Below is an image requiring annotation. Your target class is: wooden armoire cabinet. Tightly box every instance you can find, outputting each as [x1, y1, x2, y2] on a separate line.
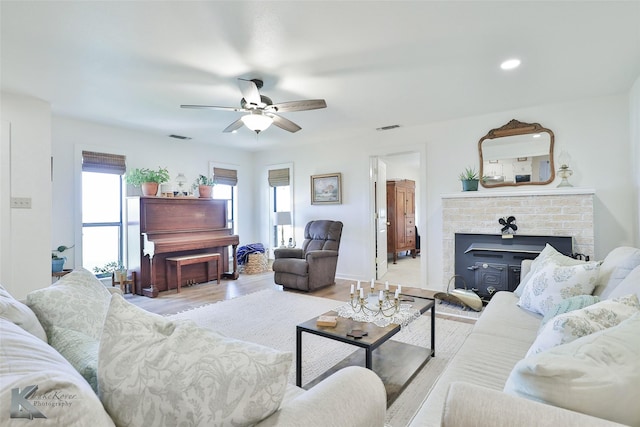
[386, 179, 416, 264]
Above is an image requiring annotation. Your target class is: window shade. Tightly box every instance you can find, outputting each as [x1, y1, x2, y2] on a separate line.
[268, 168, 290, 187]
[82, 151, 126, 175]
[213, 167, 238, 186]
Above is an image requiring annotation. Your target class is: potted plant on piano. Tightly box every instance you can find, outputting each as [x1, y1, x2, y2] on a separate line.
[195, 174, 215, 198]
[125, 167, 170, 196]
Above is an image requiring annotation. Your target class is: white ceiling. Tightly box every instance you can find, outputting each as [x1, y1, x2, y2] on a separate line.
[2, 1, 639, 151]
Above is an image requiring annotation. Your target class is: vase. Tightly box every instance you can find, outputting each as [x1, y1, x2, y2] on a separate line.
[141, 182, 159, 196]
[52, 258, 65, 273]
[461, 179, 479, 191]
[198, 185, 213, 198]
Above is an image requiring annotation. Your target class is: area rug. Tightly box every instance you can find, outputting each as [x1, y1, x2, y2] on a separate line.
[168, 289, 473, 427]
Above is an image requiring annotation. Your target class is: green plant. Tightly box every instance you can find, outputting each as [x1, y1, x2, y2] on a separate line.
[458, 166, 479, 181]
[195, 174, 215, 186]
[125, 167, 170, 187]
[52, 245, 74, 260]
[93, 261, 125, 276]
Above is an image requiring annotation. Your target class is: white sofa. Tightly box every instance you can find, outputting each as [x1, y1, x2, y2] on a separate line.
[408, 246, 640, 427]
[0, 268, 386, 427]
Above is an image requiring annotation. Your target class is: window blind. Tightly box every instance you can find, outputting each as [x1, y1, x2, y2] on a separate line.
[268, 168, 290, 187]
[213, 167, 238, 186]
[82, 151, 126, 175]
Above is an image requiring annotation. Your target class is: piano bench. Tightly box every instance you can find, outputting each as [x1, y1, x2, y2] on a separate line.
[165, 253, 222, 293]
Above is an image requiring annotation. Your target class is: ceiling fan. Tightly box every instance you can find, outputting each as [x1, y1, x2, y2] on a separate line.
[181, 78, 327, 134]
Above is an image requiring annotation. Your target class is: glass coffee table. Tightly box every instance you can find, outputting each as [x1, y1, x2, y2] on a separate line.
[296, 294, 435, 405]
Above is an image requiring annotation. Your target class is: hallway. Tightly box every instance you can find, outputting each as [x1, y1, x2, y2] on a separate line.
[380, 252, 421, 288]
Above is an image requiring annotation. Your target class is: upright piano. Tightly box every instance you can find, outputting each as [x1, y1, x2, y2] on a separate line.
[127, 197, 240, 296]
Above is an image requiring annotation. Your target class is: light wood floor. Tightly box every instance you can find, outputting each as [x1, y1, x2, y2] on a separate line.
[126, 272, 437, 316]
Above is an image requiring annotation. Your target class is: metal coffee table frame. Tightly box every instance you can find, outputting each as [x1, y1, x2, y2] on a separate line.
[296, 295, 435, 404]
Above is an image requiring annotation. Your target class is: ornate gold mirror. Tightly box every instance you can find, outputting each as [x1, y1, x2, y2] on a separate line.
[479, 119, 555, 188]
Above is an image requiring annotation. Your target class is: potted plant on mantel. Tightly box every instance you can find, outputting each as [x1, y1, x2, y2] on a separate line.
[195, 174, 215, 198]
[125, 167, 170, 196]
[459, 166, 479, 191]
[52, 245, 74, 273]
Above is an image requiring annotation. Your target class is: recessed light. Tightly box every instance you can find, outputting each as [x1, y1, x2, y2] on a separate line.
[376, 124, 401, 131]
[500, 59, 521, 70]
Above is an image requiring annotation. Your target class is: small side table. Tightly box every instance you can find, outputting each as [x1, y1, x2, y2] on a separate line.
[112, 271, 136, 295]
[52, 269, 72, 282]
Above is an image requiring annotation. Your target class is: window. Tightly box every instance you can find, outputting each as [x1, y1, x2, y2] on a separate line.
[81, 151, 125, 275]
[211, 165, 238, 234]
[269, 166, 293, 249]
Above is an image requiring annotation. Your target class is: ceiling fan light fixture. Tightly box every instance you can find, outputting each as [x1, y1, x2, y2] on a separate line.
[241, 111, 273, 133]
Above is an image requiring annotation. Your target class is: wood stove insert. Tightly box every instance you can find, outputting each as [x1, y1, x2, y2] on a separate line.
[454, 233, 573, 302]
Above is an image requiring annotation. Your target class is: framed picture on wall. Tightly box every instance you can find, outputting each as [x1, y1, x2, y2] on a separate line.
[311, 173, 342, 205]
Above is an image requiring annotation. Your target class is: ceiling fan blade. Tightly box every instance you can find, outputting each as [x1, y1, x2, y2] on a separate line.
[270, 114, 302, 133]
[270, 99, 327, 113]
[181, 104, 247, 112]
[237, 78, 262, 107]
[223, 118, 244, 133]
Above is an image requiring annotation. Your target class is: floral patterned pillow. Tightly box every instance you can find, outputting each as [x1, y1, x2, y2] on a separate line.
[527, 294, 640, 357]
[26, 267, 112, 341]
[517, 260, 601, 315]
[98, 294, 292, 427]
[515, 244, 587, 297]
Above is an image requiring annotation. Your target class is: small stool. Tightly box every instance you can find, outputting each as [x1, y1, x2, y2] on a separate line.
[165, 253, 222, 293]
[111, 271, 136, 294]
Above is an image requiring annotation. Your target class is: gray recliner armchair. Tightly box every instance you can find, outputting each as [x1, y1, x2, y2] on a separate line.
[272, 220, 343, 291]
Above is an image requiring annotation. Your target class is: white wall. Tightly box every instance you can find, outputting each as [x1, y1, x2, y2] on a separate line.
[52, 117, 256, 269]
[41, 89, 639, 294]
[0, 92, 52, 299]
[255, 93, 635, 290]
[631, 75, 640, 247]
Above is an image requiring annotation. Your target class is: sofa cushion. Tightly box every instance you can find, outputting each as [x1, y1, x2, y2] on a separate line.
[26, 267, 112, 340]
[473, 291, 542, 344]
[98, 294, 292, 427]
[504, 313, 640, 426]
[517, 258, 600, 315]
[0, 283, 47, 342]
[605, 263, 640, 301]
[527, 294, 640, 356]
[539, 294, 601, 329]
[48, 326, 100, 393]
[0, 318, 114, 426]
[593, 246, 640, 297]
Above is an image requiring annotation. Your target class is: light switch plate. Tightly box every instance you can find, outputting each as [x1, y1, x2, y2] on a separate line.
[10, 197, 31, 209]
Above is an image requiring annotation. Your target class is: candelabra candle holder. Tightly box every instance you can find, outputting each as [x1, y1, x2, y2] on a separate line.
[349, 289, 400, 318]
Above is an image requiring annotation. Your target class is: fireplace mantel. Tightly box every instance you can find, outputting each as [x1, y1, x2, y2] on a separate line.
[441, 187, 595, 200]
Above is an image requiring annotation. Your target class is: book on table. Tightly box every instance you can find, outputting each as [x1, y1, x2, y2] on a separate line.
[316, 315, 338, 327]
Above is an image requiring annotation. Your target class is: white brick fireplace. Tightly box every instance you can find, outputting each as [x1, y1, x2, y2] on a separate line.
[441, 188, 595, 283]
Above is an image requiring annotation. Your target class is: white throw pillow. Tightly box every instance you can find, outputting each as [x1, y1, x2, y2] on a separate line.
[0, 283, 47, 342]
[48, 327, 100, 393]
[593, 246, 640, 297]
[0, 318, 115, 426]
[514, 244, 587, 298]
[504, 313, 640, 426]
[26, 267, 112, 340]
[517, 259, 600, 316]
[606, 263, 640, 301]
[527, 294, 640, 357]
[98, 294, 292, 427]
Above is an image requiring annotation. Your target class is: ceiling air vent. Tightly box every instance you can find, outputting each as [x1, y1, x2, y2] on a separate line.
[168, 134, 192, 140]
[376, 124, 401, 131]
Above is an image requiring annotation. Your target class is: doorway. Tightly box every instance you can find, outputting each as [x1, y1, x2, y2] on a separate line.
[371, 151, 422, 288]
